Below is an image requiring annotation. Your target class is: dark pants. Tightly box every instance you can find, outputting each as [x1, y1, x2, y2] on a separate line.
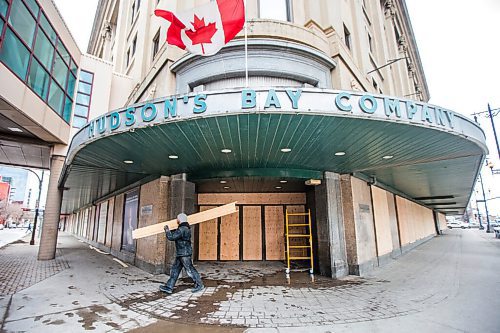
[165, 256, 202, 290]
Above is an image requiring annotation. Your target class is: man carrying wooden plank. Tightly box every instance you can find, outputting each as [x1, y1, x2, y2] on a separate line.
[159, 213, 204, 294]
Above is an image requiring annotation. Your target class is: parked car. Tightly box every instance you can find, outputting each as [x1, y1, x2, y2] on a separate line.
[468, 222, 480, 229]
[447, 221, 462, 229]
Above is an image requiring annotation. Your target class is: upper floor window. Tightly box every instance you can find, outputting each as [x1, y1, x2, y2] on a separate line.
[152, 29, 160, 60]
[0, 0, 77, 123]
[73, 70, 94, 129]
[259, 0, 292, 22]
[131, 0, 140, 25]
[343, 24, 351, 51]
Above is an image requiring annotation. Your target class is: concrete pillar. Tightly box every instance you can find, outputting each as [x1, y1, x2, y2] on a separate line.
[313, 172, 348, 278]
[38, 155, 65, 260]
[164, 173, 196, 270]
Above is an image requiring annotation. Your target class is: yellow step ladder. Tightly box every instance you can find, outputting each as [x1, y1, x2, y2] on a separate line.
[285, 209, 314, 275]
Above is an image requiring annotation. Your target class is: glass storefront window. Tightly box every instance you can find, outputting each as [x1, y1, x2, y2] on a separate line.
[24, 0, 40, 17]
[34, 29, 54, 70]
[76, 93, 90, 106]
[78, 81, 91, 95]
[0, 28, 30, 79]
[40, 13, 56, 44]
[48, 80, 64, 115]
[74, 104, 88, 117]
[62, 95, 72, 122]
[0, 0, 8, 18]
[53, 52, 68, 89]
[8, 0, 36, 47]
[27, 59, 50, 100]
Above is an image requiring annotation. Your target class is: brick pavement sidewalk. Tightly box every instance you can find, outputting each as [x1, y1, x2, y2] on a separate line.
[0, 237, 69, 297]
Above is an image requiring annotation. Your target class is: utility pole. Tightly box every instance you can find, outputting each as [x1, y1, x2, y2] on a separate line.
[478, 172, 491, 233]
[487, 104, 500, 159]
[23, 169, 44, 245]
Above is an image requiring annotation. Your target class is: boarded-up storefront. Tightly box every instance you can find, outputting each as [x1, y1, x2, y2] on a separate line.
[197, 193, 306, 261]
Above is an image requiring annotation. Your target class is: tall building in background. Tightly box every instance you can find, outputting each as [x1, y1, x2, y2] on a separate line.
[0, 0, 488, 275]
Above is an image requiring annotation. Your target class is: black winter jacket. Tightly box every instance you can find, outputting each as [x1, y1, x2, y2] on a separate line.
[165, 222, 193, 257]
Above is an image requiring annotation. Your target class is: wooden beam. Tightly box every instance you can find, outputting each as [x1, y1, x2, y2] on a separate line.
[132, 202, 238, 240]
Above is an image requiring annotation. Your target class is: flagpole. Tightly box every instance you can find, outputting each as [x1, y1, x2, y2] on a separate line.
[244, 0, 248, 87]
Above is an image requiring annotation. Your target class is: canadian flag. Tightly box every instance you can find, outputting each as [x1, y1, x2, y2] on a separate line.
[155, 0, 245, 56]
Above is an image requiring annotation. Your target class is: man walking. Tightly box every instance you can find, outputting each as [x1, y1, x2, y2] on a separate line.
[160, 213, 204, 294]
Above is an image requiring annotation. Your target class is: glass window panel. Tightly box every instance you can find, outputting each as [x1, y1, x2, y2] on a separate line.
[48, 80, 64, 115]
[23, 0, 40, 17]
[56, 41, 70, 65]
[8, 1, 36, 47]
[259, 0, 289, 21]
[72, 116, 87, 128]
[53, 52, 68, 89]
[67, 72, 76, 97]
[0, 18, 3, 35]
[27, 59, 50, 100]
[74, 103, 88, 117]
[40, 13, 56, 44]
[76, 93, 90, 106]
[70, 59, 78, 77]
[33, 29, 54, 70]
[78, 81, 91, 95]
[79, 71, 93, 84]
[0, 0, 8, 18]
[0, 28, 30, 79]
[62, 95, 72, 122]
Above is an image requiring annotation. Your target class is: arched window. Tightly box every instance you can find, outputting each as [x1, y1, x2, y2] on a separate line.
[258, 0, 292, 22]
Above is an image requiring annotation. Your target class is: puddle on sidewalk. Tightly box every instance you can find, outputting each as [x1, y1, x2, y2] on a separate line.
[126, 319, 244, 333]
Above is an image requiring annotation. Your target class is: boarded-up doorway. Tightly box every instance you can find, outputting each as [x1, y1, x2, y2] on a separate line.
[197, 193, 306, 261]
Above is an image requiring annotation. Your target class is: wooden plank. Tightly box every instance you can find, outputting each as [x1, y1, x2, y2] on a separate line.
[220, 211, 240, 260]
[265, 206, 285, 260]
[243, 206, 262, 260]
[132, 202, 237, 239]
[198, 193, 306, 205]
[198, 206, 218, 260]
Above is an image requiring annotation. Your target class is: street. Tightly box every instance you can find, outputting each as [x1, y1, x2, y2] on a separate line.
[0, 228, 29, 248]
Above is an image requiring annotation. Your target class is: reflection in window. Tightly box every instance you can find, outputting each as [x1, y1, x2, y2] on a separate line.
[48, 79, 64, 114]
[53, 52, 69, 89]
[0, 28, 30, 79]
[259, 0, 291, 22]
[8, 1, 36, 47]
[28, 59, 50, 100]
[34, 29, 54, 69]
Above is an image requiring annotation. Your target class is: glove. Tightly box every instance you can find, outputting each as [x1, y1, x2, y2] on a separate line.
[164, 224, 169, 232]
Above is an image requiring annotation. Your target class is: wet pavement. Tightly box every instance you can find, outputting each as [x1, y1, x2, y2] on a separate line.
[0, 229, 499, 332]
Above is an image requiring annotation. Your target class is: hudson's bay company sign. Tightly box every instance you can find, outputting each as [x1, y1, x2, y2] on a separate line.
[86, 88, 457, 139]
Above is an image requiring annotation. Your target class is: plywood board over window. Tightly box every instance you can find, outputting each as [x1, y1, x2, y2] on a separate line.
[220, 211, 240, 260]
[197, 206, 218, 260]
[243, 206, 262, 260]
[265, 206, 285, 260]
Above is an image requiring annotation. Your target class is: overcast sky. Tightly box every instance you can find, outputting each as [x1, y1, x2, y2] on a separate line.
[54, 0, 500, 215]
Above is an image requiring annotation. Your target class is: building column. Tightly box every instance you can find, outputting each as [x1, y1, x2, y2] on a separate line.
[38, 155, 65, 260]
[164, 173, 196, 270]
[313, 172, 348, 278]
